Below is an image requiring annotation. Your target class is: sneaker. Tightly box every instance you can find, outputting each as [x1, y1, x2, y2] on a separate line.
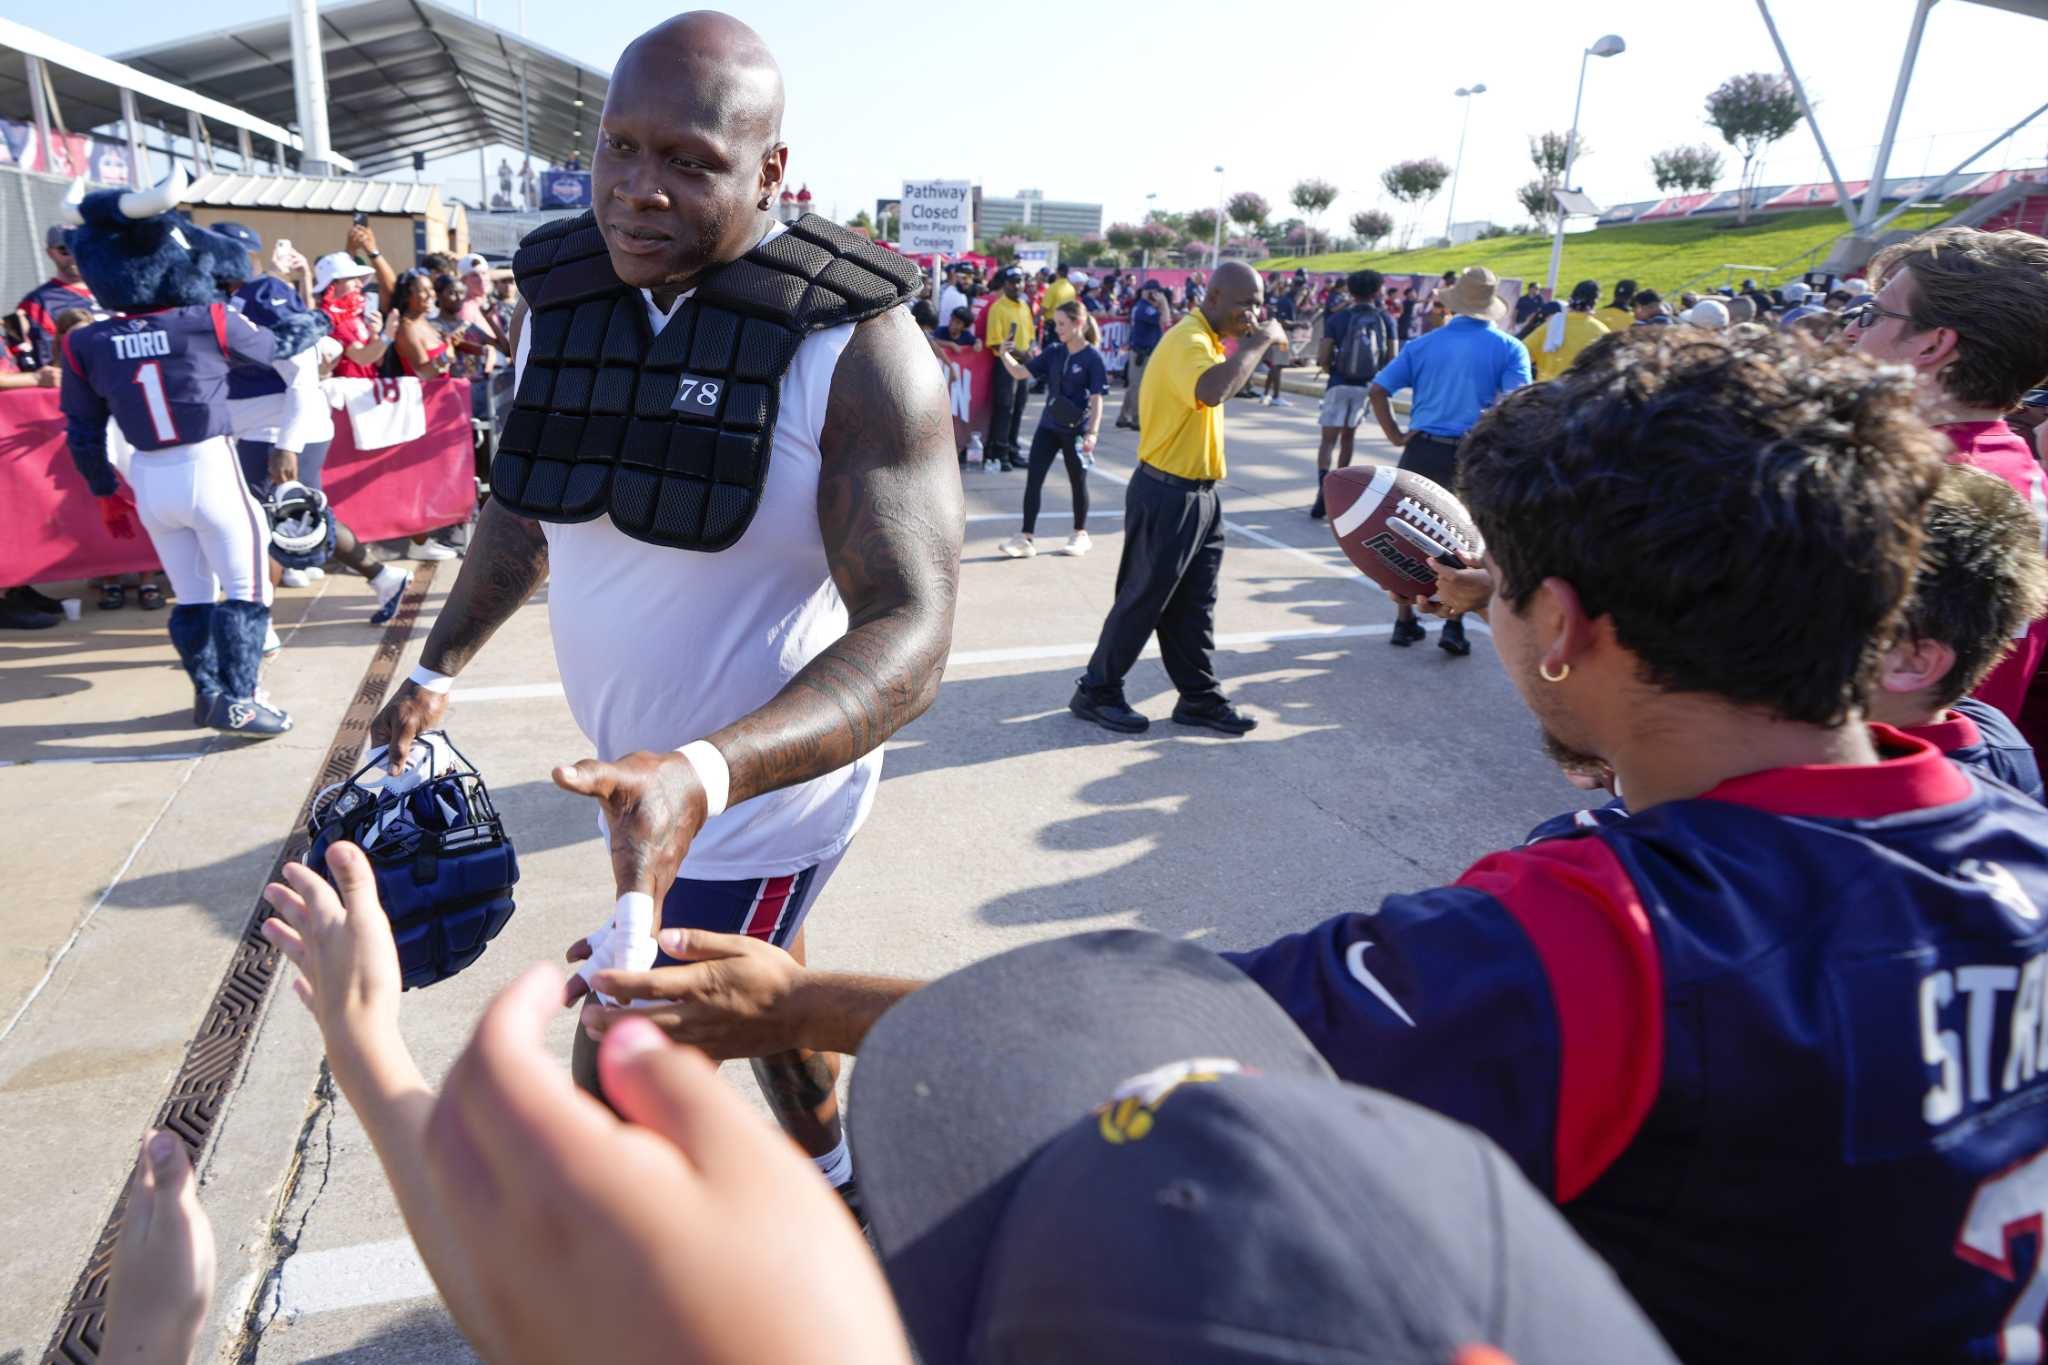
[1389, 617, 1427, 647]
[369, 565, 410, 625]
[1171, 696, 1259, 735]
[0, 600, 61, 630]
[407, 539, 459, 561]
[1060, 531, 1091, 557]
[204, 693, 293, 738]
[1069, 685, 1149, 733]
[1438, 617, 1472, 657]
[98, 583, 126, 611]
[137, 582, 165, 610]
[998, 534, 1036, 559]
[8, 586, 64, 614]
[263, 626, 282, 659]
[280, 567, 313, 588]
[1309, 492, 1327, 520]
[303, 566, 327, 581]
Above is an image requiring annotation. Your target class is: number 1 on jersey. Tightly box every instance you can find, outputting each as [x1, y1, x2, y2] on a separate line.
[133, 360, 177, 443]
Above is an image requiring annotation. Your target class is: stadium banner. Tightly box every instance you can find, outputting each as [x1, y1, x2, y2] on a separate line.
[0, 118, 135, 185]
[540, 170, 593, 209]
[0, 380, 476, 585]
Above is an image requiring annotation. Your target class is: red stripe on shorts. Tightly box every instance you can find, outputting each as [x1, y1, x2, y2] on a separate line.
[743, 874, 797, 939]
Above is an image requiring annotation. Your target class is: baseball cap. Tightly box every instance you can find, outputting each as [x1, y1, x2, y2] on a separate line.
[1780, 281, 1810, 304]
[1068, 270, 1090, 285]
[45, 224, 71, 249]
[312, 251, 376, 295]
[456, 252, 490, 277]
[213, 221, 262, 252]
[1682, 298, 1731, 329]
[850, 930, 1676, 1365]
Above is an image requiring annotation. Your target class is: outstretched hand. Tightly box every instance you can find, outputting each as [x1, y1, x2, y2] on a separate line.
[422, 967, 911, 1365]
[1388, 559, 1495, 620]
[553, 751, 707, 904]
[259, 842, 406, 1088]
[101, 1130, 215, 1365]
[575, 927, 808, 1059]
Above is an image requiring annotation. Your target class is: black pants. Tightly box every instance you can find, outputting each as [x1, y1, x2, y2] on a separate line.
[1398, 431, 1462, 489]
[1081, 467, 1224, 701]
[988, 370, 1030, 462]
[1021, 425, 1090, 535]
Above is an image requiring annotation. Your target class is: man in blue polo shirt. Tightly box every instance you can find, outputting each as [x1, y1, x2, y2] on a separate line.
[1367, 266, 1531, 655]
[1114, 280, 1171, 432]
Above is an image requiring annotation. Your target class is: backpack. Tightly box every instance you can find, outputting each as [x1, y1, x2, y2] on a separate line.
[1334, 306, 1390, 386]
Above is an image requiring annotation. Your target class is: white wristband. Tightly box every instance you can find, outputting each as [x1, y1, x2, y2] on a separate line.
[677, 739, 730, 818]
[408, 664, 454, 694]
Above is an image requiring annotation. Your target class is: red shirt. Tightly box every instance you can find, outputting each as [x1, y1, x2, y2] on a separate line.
[1945, 420, 2048, 721]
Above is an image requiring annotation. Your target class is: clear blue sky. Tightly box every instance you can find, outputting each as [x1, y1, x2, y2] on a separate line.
[36, 0, 2048, 238]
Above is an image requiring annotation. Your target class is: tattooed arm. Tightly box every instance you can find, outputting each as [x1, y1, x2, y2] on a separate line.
[371, 307, 549, 772]
[552, 304, 962, 909]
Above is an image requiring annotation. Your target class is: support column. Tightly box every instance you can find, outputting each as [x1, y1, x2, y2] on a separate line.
[1859, 0, 1939, 231]
[120, 87, 145, 187]
[288, 0, 336, 176]
[24, 55, 54, 175]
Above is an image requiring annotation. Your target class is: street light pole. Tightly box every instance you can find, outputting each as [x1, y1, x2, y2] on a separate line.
[1546, 35, 1624, 294]
[1444, 84, 1487, 243]
[1212, 164, 1225, 265]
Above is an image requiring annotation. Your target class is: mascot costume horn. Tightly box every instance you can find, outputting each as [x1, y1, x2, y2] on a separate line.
[59, 167, 325, 737]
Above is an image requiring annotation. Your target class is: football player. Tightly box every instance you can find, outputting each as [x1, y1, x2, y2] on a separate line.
[570, 330, 2048, 1362]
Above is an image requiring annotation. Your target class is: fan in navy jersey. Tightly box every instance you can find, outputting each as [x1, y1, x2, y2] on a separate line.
[613, 327, 2048, 1363]
[58, 171, 296, 737]
[13, 223, 99, 368]
[1522, 460, 2048, 842]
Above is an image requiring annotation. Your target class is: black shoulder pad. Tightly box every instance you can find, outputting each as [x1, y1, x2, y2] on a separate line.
[696, 213, 920, 331]
[513, 211, 602, 296]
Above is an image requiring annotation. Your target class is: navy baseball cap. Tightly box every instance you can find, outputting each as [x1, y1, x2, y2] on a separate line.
[213, 221, 262, 252]
[44, 224, 71, 249]
[850, 931, 1675, 1365]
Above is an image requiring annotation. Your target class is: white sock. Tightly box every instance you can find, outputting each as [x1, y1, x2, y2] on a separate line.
[813, 1136, 853, 1187]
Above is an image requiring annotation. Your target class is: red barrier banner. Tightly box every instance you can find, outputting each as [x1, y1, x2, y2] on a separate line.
[0, 380, 477, 586]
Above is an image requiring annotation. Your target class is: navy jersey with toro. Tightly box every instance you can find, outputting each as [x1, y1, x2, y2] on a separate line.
[1229, 729, 2048, 1363]
[62, 304, 275, 475]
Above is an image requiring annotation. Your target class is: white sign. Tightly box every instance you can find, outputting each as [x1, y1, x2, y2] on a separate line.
[901, 179, 973, 255]
[1014, 240, 1059, 275]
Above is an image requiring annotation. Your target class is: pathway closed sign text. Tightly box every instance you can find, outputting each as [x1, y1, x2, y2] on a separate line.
[901, 179, 972, 255]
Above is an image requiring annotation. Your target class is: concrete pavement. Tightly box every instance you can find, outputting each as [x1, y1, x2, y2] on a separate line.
[0, 392, 1586, 1362]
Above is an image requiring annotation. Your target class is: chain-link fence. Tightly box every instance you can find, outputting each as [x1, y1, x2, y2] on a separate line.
[0, 167, 77, 315]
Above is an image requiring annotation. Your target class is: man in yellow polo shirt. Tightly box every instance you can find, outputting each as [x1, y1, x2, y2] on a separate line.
[981, 268, 1038, 469]
[1070, 259, 1289, 736]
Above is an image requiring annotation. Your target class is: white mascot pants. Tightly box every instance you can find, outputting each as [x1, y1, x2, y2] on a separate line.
[129, 436, 273, 607]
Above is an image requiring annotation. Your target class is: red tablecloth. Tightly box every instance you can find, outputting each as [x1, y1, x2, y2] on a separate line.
[0, 380, 477, 585]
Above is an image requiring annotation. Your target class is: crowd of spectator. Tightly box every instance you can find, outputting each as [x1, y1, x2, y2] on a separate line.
[0, 217, 517, 630]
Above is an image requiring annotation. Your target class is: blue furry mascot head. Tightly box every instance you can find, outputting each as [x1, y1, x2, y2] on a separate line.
[63, 166, 326, 356]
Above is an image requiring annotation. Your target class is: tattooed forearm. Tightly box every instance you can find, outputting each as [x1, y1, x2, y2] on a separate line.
[710, 305, 962, 806]
[418, 496, 550, 676]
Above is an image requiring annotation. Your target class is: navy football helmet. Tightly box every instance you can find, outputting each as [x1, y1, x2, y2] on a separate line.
[265, 480, 335, 571]
[306, 732, 519, 989]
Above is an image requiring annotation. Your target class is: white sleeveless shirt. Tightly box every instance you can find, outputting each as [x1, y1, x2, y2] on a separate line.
[513, 226, 879, 877]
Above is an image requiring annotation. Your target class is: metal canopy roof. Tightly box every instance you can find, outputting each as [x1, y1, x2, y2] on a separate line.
[185, 171, 442, 214]
[114, 0, 607, 178]
[1960, 0, 2048, 19]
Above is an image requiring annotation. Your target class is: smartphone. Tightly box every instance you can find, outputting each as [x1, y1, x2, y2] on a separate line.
[1388, 518, 1469, 570]
[352, 211, 369, 228]
[2022, 388, 2048, 409]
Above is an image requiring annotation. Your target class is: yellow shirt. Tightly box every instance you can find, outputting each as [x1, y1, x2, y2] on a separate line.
[1597, 304, 1634, 333]
[1042, 277, 1077, 318]
[1138, 311, 1227, 481]
[982, 296, 1035, 354]
[1524, 310, 1610, 382]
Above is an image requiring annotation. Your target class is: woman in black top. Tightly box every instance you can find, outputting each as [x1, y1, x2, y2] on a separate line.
[994, 301, 1107, 559]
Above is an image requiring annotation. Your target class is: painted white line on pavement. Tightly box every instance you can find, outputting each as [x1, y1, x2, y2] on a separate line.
[0, 751, 207, 1047]
[239, 1236, 438, 1324]
[455, 621, 1491, 704]
[0, 750, 212, 768]
[965, 509, 1123, 524]
[1084, 458, 1371, 587]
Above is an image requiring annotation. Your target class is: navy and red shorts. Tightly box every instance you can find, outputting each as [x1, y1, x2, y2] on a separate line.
[651, 853, 841, 963]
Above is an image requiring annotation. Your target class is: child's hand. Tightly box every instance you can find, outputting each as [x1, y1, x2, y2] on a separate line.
[260, 843, 405, 1077]
[101, 1129, 215, 1365]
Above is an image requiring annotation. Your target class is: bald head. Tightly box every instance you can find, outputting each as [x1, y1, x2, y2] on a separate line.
[1203, 260, 1266, 338]
[595, 10, 791, 293]
[616, 11, 785, 154]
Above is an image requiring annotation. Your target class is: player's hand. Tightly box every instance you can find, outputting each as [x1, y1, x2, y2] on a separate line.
[34, 365, 58, 388]
[101, 1130, 215, 1365]
[422, 968, 912, 1365]
[553, 750, 707, 905]
[99, 492, 138, 540]
[1426, 561, 1494, 616]
[268, 448, 300, 485]
[577, 928, 808, 1059]
[369, 681, 450, 775]
[259, 844, 406, 1081]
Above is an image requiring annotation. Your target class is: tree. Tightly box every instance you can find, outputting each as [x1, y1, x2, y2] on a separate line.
[847, 209, 873, 231]
[1105, 221, 1141, 265]
[1226, 191, 1271, 235]
[1521, 131, 1589, 232]
[1705, 72, 1801, 224]
[1291, 176, 1338, 256]
[1379, 158, 1451, 247]
[1185, 207, 1220, 245]
[1650, 143, 1725, 194]
[1517, 180, 1559, 229]
[1136, 220, 1180, 257]
[1350, 208, 1394, 249]
[1227, 235, 1270, 261]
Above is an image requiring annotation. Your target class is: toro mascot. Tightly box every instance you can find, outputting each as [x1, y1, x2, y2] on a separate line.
[59, 167, 328, 737]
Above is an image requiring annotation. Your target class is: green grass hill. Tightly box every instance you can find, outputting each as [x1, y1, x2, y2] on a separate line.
[1259, 202, 1963, 294]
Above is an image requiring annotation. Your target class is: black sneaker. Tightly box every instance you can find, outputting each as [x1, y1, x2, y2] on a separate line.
[1309, 492, 1326, 520]
[1438, 617, 1471, 657]
[1171, 696, 1258, 735]
[1069, 685, 1149, 733]
[203, 693, 293, 738]
[6, 586, 63, 614]
[0, 600, 60, 630]
[1389, 617, 1426, 647]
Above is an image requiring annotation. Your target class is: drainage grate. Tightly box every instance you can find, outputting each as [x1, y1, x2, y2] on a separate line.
[40, 565, 437, 1365]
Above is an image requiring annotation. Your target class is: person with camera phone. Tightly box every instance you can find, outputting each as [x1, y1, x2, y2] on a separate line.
[993, 301, 1107, 560]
